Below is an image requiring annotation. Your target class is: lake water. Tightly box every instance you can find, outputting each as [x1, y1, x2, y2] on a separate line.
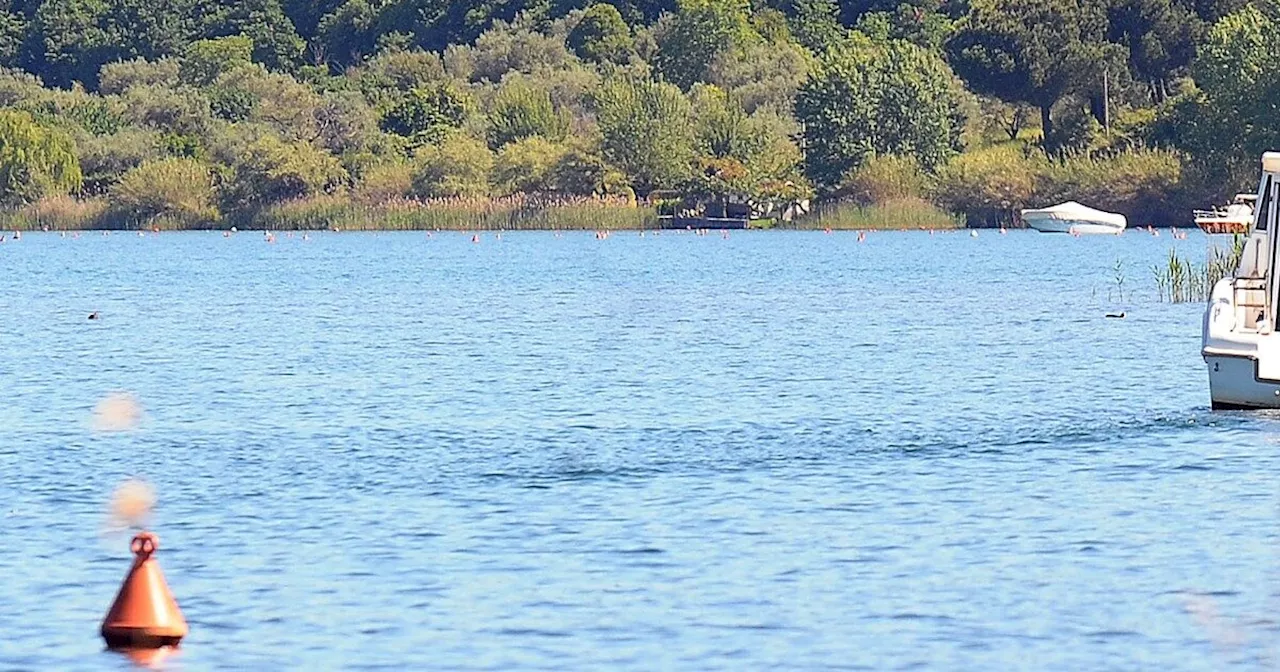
[1, 229, 1278, 670]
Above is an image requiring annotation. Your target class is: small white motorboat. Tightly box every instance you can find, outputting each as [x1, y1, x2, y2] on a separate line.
[1194, 193, 1255, 235]
[1203, 152, 1280, 408]
[1020, 201, 1127, 234]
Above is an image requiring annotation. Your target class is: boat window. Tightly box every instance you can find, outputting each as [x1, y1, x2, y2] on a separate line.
[1258, 176, 1272, 231]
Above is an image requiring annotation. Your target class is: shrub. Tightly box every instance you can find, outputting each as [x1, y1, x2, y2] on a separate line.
[99, 58, 181, 95]
[470, 17, 576, 82]
[1035, 148, 1184, 226]
[255, 193, 655, 230]
[352, 162, 414, 203]
[837, 155, 929, 205]
[567, 4, 634, 64]
[492, 137, 568, 194]
[76, 127, 163, 195]
[411, 134, 493, 198]
[0, 109, 81, 206]
[223, 135, 350, 212]
[0, 195, 108, 230]
[932, 143, 1042, 227]
[486, 79, 569, 148]
[109, 158, 218, 227]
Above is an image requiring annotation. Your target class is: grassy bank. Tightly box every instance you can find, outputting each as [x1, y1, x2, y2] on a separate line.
[0, 194, 660, 231]
[0, 194, 974, 231]
[790, 198, 966, 230]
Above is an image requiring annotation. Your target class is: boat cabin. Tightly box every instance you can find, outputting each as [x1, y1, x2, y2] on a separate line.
[1231, 153, 1280, 330]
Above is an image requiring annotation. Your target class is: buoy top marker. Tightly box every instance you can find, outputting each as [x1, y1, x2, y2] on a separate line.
[101, 532, 188, 651]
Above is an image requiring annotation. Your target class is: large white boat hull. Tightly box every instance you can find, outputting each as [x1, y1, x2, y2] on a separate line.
[1020, 201, 1127, 234]
[1022, 217, 1124, 234]
[1204, 354, 1280, 409]
[1203, 276, 1280, 408]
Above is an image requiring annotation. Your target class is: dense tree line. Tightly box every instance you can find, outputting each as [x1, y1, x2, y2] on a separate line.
[0, 0, 1273, 228]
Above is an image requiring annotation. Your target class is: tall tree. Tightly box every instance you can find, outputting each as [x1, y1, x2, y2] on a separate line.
[1166, 1, 1280, 185]
[567, 3, 633, 64]
[1107, 0, 1199, 101]
[653, 0, 758, 90]
[797, 35, 964, 189]
[0, 108, 81, 205]
[945, 0, 1109, 143]
[594, 77, 694, 195]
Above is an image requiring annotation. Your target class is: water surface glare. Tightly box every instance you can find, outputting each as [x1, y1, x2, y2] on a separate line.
[1, 230, 1278, 669]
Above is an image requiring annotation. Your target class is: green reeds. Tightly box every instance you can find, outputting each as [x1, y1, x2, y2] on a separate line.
[792, 197, 965, 230]
[1154, 235, 1245, 302]
[254, 194, 657, 231]
[0, 195, 108, 230]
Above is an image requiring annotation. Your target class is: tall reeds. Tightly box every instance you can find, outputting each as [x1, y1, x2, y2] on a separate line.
[254, 194, 657, 230]
[1154, 235, 1245, 302]
[791, 197, 965, 230]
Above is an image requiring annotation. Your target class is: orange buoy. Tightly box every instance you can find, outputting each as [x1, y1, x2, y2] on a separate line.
[101, 532, 187, 650]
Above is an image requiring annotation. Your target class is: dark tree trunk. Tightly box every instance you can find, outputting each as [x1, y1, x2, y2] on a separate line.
[1040, 105, 1053, 146]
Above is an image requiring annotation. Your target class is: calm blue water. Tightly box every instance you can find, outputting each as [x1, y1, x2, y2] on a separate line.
[1, 229, 1278, 670]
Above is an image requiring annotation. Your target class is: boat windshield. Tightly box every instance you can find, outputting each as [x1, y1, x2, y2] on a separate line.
[1257, 176, 1272, 232]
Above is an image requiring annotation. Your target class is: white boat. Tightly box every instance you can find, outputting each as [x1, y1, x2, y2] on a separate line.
[1203, 152, 1280, 408]
[1020, 201, 1127, 234]
[1194, 193, 1255, 235]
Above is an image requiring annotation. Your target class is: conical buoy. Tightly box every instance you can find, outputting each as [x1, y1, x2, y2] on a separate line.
[101, 532, 187, 650]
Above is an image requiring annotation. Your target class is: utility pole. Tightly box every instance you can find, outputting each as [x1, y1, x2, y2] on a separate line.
[1102, 68, 1111, 135]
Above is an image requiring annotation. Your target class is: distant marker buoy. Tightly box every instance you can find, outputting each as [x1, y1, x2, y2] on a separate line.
[101, 532, 187, 650]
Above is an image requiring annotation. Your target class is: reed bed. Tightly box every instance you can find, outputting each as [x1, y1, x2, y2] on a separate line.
[791, 197, 965, 230]
[0, 195, 108, 230]
[254, 194, 658, 231]
[1154, 235, 1245, 303]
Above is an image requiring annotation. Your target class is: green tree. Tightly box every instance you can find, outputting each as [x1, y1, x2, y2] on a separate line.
[487, 79, 569, 148]
[797, 36, 963, 190]
[1107, 0, 1199, 101]
[492, 136, 567, 193]
[27, 0, 197, 87]
[281, 0, 345, 39]
[653, 0, 758, 90]
[198, 0, 305, 71]
[0, 9, 25, 68]
[316, 0, 380, 67]
[567, 4, 634, 64]
[223, 134, 348, 210]
[110, 157, 217, 225]
[1163, 2, 1280, 185]
[380, 83, 471, 147]
[547, 141, 630, 196]
[945, 0, 1110, 143]
[594, 77, 695, 195]
[782, 0, 844, 52]
[181, 36, 254, 86]
[411, 133, 493, 197]
[0, 109, 82, 205]
[28, 0, 111, 87]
